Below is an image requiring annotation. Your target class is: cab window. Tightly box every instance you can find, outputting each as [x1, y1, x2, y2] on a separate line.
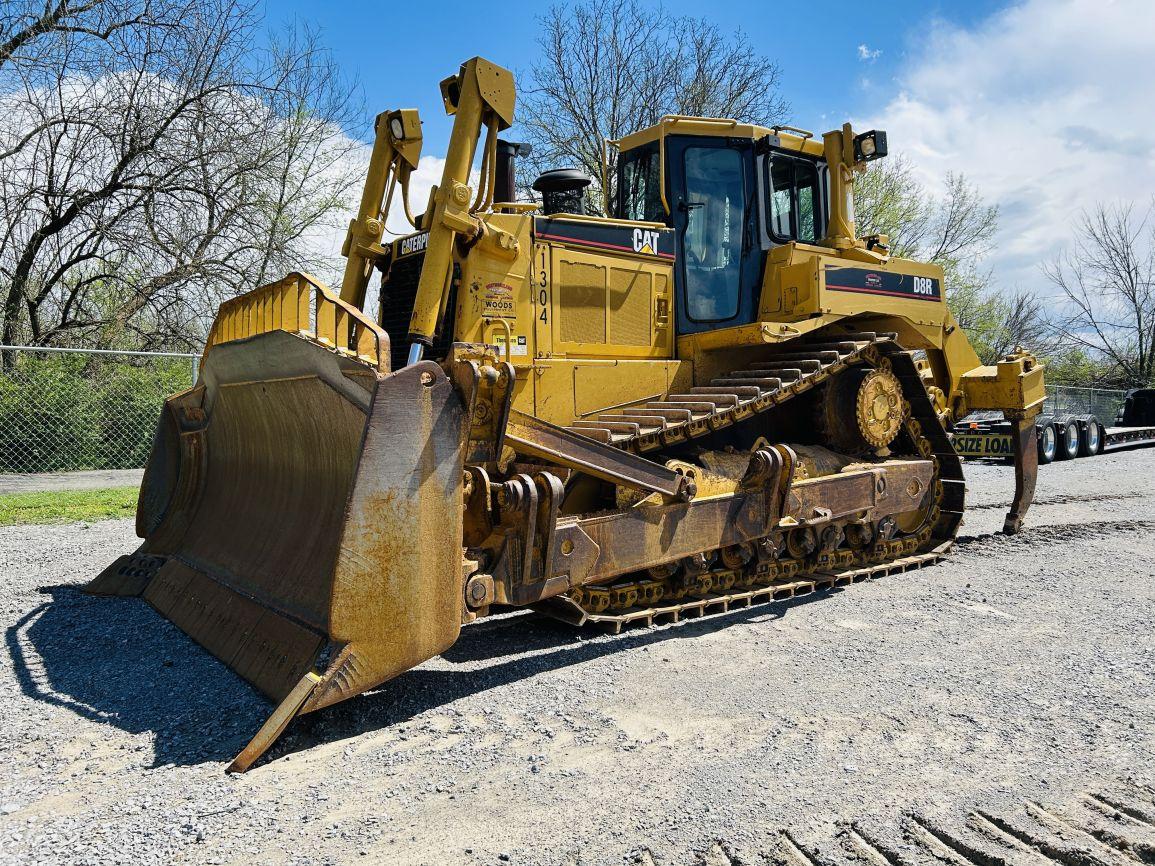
[766, 154, 822, 243]
[618, 144, 664, 223]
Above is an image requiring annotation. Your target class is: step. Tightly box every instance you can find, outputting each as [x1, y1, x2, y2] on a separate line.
[710, 377, 783, 391]
[674, 392, 739, 408]
[646, 400, 717, 414]
[628, 407, 694, 423]
[565, 426, 612, 443]
[598, 413, 667, 430]
[800, 340, 869, 353]
[690, 385, 761, 399]
[749, 359, 822, 372]
[725, 367, 799, 381]
[760, 350, 843, 363]
[572, 419, 640, 435]
[668, 392, 739, 407]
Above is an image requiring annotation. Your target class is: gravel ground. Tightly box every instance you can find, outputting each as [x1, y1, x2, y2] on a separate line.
[1, 449, 1153, 865]
[0, 470, 143, 495]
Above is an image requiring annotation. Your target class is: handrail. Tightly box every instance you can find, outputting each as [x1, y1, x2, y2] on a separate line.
[203, 272, 391, 373]
[659, 115, 739, 128]
[540, 212, 667, 230]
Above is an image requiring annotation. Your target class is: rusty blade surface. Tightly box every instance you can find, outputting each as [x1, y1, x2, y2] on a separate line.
[89, 331, 470, 770]
[300, 359, 470, 715]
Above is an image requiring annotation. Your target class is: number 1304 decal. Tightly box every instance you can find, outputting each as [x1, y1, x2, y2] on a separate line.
[538, 248, 549, 324]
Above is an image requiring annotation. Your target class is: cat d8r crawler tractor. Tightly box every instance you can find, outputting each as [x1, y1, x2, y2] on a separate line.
[90, 57, 1045, 771]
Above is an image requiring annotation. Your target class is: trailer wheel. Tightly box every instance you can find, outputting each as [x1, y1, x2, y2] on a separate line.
[1077, 414, 1104, 457]
[1037, 422, 1057, 464]
[1055, 417, 1080, 460]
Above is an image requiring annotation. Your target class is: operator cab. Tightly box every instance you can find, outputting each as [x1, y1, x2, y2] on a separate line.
[615, 120, 881, 337]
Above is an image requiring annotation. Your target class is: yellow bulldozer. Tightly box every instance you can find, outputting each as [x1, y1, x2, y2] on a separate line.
[89, 57, 1045, 771]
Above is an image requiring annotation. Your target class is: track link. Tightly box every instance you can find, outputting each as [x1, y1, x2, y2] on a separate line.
[541, 549, 947, 633]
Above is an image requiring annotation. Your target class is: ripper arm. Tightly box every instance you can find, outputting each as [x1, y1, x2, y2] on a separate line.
[338, 109, 423, 308]
[337, 57, 516, 367]
[403, 58, 515, 365]
[958, 350, 1046, 534]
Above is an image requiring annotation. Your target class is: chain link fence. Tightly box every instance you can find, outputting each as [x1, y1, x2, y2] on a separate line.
[1042, 385, 1128, 424]
[0, 345, 1140, 475]
[0, 346, 199, 474]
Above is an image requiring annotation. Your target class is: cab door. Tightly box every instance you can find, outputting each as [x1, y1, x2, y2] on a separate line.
[666, 136, 761, 336]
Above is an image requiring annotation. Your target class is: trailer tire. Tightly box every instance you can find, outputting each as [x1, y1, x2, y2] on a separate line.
[1077, 414, 1104, 457]
[1055, 416, 1080, 460]
[1037, 422, 1057, 464]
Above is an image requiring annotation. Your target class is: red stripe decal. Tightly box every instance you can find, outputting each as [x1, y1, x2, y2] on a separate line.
[536, 232, 675, 259]
[825, 283, 941, 301]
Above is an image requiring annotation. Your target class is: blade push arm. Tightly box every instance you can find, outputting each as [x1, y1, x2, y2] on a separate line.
[339, 109, 423, 308]
[404, 57, 515, 364]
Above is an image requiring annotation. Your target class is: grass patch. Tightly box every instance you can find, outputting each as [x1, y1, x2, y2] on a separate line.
[0, 486, 138, 526]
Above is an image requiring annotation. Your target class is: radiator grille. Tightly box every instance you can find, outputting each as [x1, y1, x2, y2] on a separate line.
[377, 253, 457, 372]
[609, 267, 651, 346]
[559, 260, 607, 344]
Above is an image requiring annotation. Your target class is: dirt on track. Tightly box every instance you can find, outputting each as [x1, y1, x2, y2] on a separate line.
[1, 449, 1153, 866]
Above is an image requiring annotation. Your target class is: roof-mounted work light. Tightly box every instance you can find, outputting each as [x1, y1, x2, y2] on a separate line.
[853, 129, 888, 162]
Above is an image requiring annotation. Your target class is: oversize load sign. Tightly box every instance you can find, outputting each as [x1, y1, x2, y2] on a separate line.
[824, 265, 941, 301]
[534, 217, 675, 260]
[954, 434, 1015, 456]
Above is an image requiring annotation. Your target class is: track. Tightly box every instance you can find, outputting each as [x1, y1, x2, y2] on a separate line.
[555, 330, 966, 623]
[539, 549, 945, 633]
[567, 331, 905, 452]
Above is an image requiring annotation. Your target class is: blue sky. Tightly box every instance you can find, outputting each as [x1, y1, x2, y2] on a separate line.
[267, 0, 1005, 143]
[267, 0, 1155, 296]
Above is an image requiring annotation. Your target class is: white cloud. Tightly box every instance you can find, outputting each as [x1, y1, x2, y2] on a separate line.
[857, 44, 882, 62]
[858, 0, 1155, 295]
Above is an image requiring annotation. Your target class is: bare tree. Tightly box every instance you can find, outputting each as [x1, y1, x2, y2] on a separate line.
[1044, 201, 1155, 388]
[520, 0, 788, 214]
[0, 0, 362, 356]
[0, 0, 153, 71]
[854, 156, 999, 296]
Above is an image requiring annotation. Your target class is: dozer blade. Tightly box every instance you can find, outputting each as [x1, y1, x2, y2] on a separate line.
[88, 330, 471, 771]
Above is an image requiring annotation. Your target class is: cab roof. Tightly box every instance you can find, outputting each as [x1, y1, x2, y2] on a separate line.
[617, 115, 827, 158]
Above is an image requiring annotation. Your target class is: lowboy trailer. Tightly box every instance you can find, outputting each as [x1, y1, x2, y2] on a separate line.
[955, 388, 1155, 463]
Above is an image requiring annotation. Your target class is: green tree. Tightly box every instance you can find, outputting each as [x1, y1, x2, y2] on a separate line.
[854, 156, 1049, 364]
[1044, 201, 1155, 388]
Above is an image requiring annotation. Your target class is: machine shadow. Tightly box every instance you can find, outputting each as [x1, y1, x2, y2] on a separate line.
[7, 585, 270, 767]
[10, 582, 834, 770]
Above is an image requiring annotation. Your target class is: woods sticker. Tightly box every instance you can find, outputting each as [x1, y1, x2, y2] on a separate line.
[481, 282, 517, 319]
